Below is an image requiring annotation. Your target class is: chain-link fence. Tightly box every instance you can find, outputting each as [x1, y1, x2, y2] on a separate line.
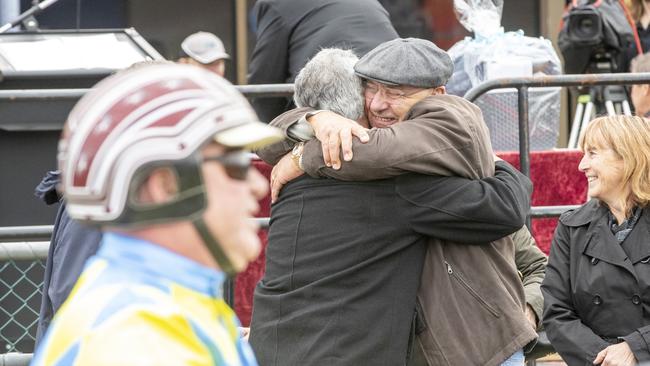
[0, 242, 49, 354]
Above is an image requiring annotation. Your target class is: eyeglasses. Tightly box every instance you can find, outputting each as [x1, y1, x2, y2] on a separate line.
[202, 150, 252, 180]
[363, 80, 426, 102]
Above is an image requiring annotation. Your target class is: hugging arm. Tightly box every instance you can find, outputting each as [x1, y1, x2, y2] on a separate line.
[301, 97, 488, 180]
[398, 161, 532, 244]
[254, 108, 312, 165]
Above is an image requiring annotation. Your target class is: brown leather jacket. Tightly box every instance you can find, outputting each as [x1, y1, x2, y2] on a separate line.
[257, 95, 538, 365]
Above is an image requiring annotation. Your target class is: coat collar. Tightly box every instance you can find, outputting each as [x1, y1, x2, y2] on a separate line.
[621, 208, 650, 264]
[559, 199, 602, 227]
[578, 204, 650, 280]
[582, 216, 635, 278]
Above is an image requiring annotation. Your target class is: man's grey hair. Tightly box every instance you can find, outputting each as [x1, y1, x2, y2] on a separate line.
[293, 48, 364, 120]
[631, 53, 650, 73]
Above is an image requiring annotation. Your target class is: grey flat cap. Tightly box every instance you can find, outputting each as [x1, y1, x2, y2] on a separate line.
[354, 38, 453, 88]
[181, 32, 230, 64]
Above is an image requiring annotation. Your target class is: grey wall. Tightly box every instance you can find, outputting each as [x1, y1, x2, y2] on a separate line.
[127, 0, 238, 82]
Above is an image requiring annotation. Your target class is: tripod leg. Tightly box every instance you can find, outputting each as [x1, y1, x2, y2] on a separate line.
[622, 100, 632, 116]
[605, 101, 616, 116]
[570, 101, 595, 149]
[568, 102, 585, 148]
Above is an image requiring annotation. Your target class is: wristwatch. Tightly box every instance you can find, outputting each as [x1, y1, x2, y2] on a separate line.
[298, 109, 327, 125]
[291, 142, 305, 170]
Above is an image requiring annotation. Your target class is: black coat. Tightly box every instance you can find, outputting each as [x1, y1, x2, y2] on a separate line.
[247, 0, 398, 122]
[542, 200, 650, 365]
[250, 162, 532, 366]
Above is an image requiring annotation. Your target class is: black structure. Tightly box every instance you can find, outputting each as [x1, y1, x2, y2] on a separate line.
[0, 29, 161, 226]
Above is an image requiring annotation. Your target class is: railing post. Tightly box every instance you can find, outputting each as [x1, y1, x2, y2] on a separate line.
[517, 86, 531, 178]
[517, 86, 532, 229]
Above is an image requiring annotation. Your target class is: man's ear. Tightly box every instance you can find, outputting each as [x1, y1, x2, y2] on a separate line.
[140, 167, 179, 204]
[432, 86, 446, 95]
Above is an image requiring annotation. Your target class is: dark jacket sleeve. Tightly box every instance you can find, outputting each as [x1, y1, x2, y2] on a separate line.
[512, 226, 547, 328]
[254, 107, 313, 165]
[247, 0, 292, 123]
[621, 325, 650, 362]
[541, 222, 610, 365]
[398, 161, 532, 244]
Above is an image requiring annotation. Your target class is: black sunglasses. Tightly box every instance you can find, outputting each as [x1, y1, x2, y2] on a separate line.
[202, 150, 252, 180]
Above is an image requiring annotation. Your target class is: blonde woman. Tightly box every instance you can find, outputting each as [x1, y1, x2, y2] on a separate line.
[542, 115, 650, 365]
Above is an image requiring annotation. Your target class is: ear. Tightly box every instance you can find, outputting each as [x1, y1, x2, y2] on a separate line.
[432, 86, 446, 95]
[141, 167, 179, 204]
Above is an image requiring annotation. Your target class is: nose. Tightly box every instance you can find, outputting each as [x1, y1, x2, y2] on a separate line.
[247, 168, 269, 200]
[368, 93, 390, 113]
[578, 154, 589, 172]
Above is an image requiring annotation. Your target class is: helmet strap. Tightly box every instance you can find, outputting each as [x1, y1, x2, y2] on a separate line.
[192, 217, 237, 277]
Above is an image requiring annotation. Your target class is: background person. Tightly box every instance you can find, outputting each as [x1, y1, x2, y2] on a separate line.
[32, 64, 282, 366]
[33, 176, 102, 346]
[623, 0, 650, 71]
[247, 0, 398, 123]
[178, 31, 230, 76]
[542, 115, 650, 366]
[630, 53, 650, 117]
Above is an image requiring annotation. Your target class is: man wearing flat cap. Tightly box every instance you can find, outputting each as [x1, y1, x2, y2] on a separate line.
[249, 39, 537, 366]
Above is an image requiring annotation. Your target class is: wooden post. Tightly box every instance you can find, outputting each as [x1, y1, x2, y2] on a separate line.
[235, 0, 248, 85]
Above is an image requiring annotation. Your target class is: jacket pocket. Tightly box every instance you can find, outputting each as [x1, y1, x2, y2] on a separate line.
[445, 261, 501, 318]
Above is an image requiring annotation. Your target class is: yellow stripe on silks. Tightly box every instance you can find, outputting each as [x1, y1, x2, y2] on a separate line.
[74, 304, 214, 366]
[170, 283, 241, 363]
[42, 260, 110, 365]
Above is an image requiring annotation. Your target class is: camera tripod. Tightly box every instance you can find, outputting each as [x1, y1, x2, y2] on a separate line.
[567, 83, 632, 149]
[567, 54, 634, 148]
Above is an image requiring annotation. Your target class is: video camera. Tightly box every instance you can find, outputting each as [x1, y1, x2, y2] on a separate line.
[558, 0, 635, 74]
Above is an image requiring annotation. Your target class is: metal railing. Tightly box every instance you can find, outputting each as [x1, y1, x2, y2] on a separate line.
[5, 72, 650, 178]
[0, 249, 45, 353]
[0, 205, 577, 244]
[0, 83, 295, 101]
[0, 352, 31, 366]
[0, 202, 574, 354]
[464, 72, 650, 177]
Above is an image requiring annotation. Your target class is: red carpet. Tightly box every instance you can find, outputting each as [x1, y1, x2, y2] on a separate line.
[234, 151, 588, 324]
[497, 150, 587, 254]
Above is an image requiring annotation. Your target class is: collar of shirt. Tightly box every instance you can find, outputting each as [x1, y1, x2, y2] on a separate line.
[98, 232, 226, 298]
[608, 206, 642, 243]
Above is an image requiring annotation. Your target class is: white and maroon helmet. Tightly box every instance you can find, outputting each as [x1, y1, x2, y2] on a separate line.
[59, 63, 281, 225]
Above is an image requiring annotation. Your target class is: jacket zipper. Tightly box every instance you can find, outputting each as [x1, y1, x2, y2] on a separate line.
[445, 261, 501, 318]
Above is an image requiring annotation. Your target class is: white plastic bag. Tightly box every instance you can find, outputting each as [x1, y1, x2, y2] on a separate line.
[447, 0, 563, 151]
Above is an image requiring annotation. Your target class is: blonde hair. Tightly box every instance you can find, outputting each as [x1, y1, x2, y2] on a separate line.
[579, 115, 650, 211]
[628, 0, 644, 23]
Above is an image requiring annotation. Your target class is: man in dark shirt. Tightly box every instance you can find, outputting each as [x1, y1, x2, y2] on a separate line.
[247, 0, 398, 123]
